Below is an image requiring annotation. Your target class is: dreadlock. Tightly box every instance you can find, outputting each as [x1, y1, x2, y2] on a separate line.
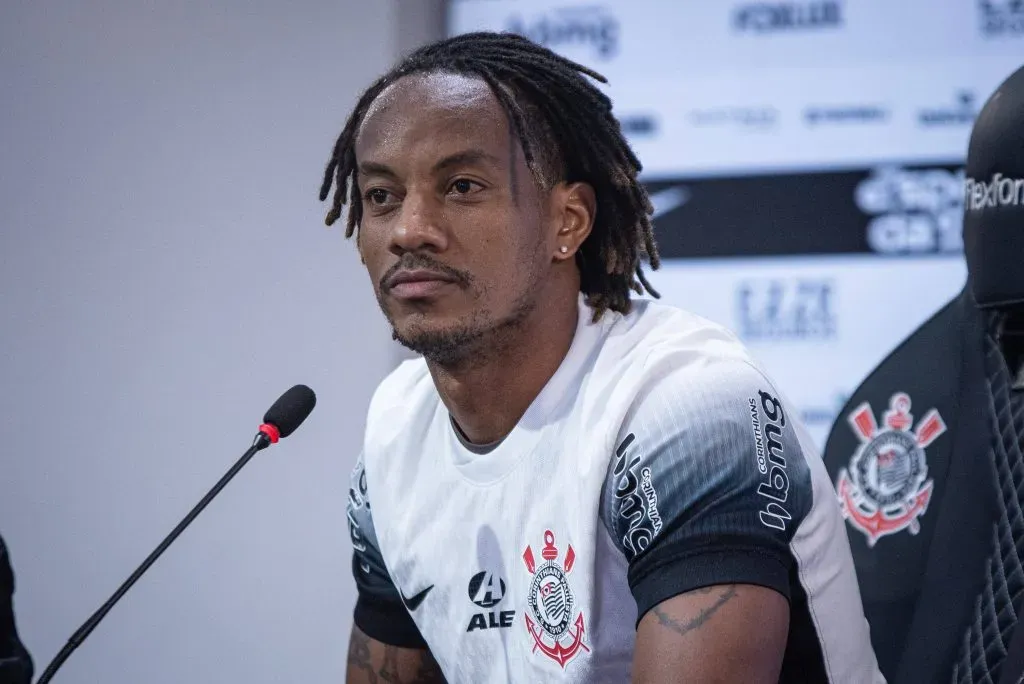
[318, 31, 660, 319]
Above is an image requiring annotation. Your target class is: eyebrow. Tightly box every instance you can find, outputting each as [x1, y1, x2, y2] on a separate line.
[357, 149, 503, 179]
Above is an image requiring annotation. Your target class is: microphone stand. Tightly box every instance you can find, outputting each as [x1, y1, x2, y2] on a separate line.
[35, 432, 272, 684]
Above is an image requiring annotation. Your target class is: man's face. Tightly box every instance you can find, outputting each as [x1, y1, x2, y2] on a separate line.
[353, 72, 557, 364]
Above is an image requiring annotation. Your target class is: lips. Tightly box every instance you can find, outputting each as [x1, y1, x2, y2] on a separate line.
[385, 269, 457, 290]
[384, 268, 459, 299]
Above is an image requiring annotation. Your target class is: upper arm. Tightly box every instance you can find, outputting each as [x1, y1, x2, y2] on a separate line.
[346, 455, 444, 683]
[633, 584, 788, 684]
[603, 360, 812, 680]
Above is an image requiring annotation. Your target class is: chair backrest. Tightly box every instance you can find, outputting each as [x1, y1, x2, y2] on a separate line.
[822, 286, 1016, 683]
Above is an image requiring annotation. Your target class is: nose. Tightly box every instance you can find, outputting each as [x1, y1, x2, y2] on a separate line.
[388, 190, 448, 256]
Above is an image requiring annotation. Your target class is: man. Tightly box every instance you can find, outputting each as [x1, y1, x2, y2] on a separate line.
[1, 535, 32, 684]
[322, 32, 882, 683]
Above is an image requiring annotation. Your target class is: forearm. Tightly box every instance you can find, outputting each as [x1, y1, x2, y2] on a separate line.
[346, 625, 446, 684]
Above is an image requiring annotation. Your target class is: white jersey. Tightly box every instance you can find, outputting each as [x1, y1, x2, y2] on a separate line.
[346, 296, 883, 683]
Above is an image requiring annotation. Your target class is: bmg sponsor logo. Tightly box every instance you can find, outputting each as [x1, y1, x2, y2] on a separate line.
[804, 104, 888, 126]
[750, 390, 792, 531]
[736, 279, 836, 341]
[917, 91, 977, 127]
[506, 6, 619, 59]
[612, 433, 663, 560]
[978, 0, 1024, 37]
[619, 113, 659, 138]
[733, 1, 843, 33]
[856, 166, 965, 254]
[965, 174, 1024, 210]
[686, 106, 779, 130]
[800, 394, 849, 429]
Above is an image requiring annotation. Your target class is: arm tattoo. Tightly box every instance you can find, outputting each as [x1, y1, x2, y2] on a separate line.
[347, 630, 378, 684]
[379, 646, 400, 682]
[412, 657, 447, 684]
[347, 631, 446, 684]
[652, 585, 739, 637]
[380, 647, 446, 683]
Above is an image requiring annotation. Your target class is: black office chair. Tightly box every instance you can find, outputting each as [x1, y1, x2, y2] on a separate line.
[0, 534, 33, 684]
[822, 64, 1024, 684]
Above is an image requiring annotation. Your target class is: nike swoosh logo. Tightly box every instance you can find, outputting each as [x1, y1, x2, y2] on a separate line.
[401, 585, 434, 611]
[649, 186, 691, 219]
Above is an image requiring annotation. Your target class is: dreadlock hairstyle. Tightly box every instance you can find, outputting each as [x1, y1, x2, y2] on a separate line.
[318, 31, 661, 319]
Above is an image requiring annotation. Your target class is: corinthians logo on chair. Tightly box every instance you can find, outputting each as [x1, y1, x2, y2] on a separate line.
[835, 392, 947, 547]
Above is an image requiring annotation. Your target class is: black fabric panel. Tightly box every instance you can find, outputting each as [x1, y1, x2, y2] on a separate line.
[629, 539, 791, 627]
[949, 312, 1024, 683]
[0, 535, 33, 684]
[352, 562, 428, 650]
[778, 560, 829, 684]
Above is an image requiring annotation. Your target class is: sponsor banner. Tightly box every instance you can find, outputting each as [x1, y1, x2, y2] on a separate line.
[614, 61, 1014, 177]
[978, 0, 1024, 38]
[646, 164, 965, 259]
[448, 0, 1017, 73]
[449, 3, 1021, 176]
[643, 255, 967, 447]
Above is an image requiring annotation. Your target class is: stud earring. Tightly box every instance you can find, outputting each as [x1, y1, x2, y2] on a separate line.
[559, 246, 569, 254]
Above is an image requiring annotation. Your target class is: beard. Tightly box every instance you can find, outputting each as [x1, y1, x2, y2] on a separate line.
[384, 291, 537, 368]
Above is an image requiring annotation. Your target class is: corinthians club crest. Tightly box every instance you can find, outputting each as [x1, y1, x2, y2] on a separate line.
[522, 530, 589, 668]
[836, 392, 946, 547]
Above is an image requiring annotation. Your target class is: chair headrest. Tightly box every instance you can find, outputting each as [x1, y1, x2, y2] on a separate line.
[964, 63, 1024, 309]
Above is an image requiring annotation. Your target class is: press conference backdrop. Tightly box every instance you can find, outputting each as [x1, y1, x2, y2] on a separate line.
[448, 0, 1024, 447]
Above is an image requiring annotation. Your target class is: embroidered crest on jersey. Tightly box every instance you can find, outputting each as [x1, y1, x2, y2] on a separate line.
[835, 392, 945, 547]
[522, 530, 590, 668]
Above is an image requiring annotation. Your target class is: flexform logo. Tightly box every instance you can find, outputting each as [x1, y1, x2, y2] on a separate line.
[978, 0, 1024, 37]
[466, 571, 515, 632]
[733, 1, 843, 33]
[736, 278, 836, 341]
[917, 91, 977, 127]
[965, 174, 1024, 210]
[804, 104, 888, 126]
[506, 6, 619, 60]
[855, 166, 965, 254]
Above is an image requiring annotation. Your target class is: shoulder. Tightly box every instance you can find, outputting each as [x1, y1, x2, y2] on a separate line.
[593, 298, 758, 389]
[599, 315, 815, 560]
[368, 357, 432, 414]
[364, 357, 435, 449]
[598, 298, 774, 420]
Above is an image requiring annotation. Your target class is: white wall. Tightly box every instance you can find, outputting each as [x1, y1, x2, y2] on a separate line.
[0, 1, 441, 681]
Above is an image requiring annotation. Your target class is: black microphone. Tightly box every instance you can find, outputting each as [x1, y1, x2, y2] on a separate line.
[35, 384, 317, 684]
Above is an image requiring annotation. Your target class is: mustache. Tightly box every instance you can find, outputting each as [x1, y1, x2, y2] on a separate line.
[379, 253, 472, 292]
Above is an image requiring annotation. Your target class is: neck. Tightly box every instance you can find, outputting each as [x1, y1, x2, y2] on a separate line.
[427, 291, 580, 445]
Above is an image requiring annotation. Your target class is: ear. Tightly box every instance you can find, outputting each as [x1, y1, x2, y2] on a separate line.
[551, 181, 596, 262]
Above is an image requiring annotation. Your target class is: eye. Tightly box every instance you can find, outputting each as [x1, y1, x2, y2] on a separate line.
[448, 178, 483, 196]
[364, 188, 392, 205]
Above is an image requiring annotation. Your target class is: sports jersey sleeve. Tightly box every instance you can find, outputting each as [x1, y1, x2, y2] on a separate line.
[601, 359, 814, 626]
[347, 453, 427, 648]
